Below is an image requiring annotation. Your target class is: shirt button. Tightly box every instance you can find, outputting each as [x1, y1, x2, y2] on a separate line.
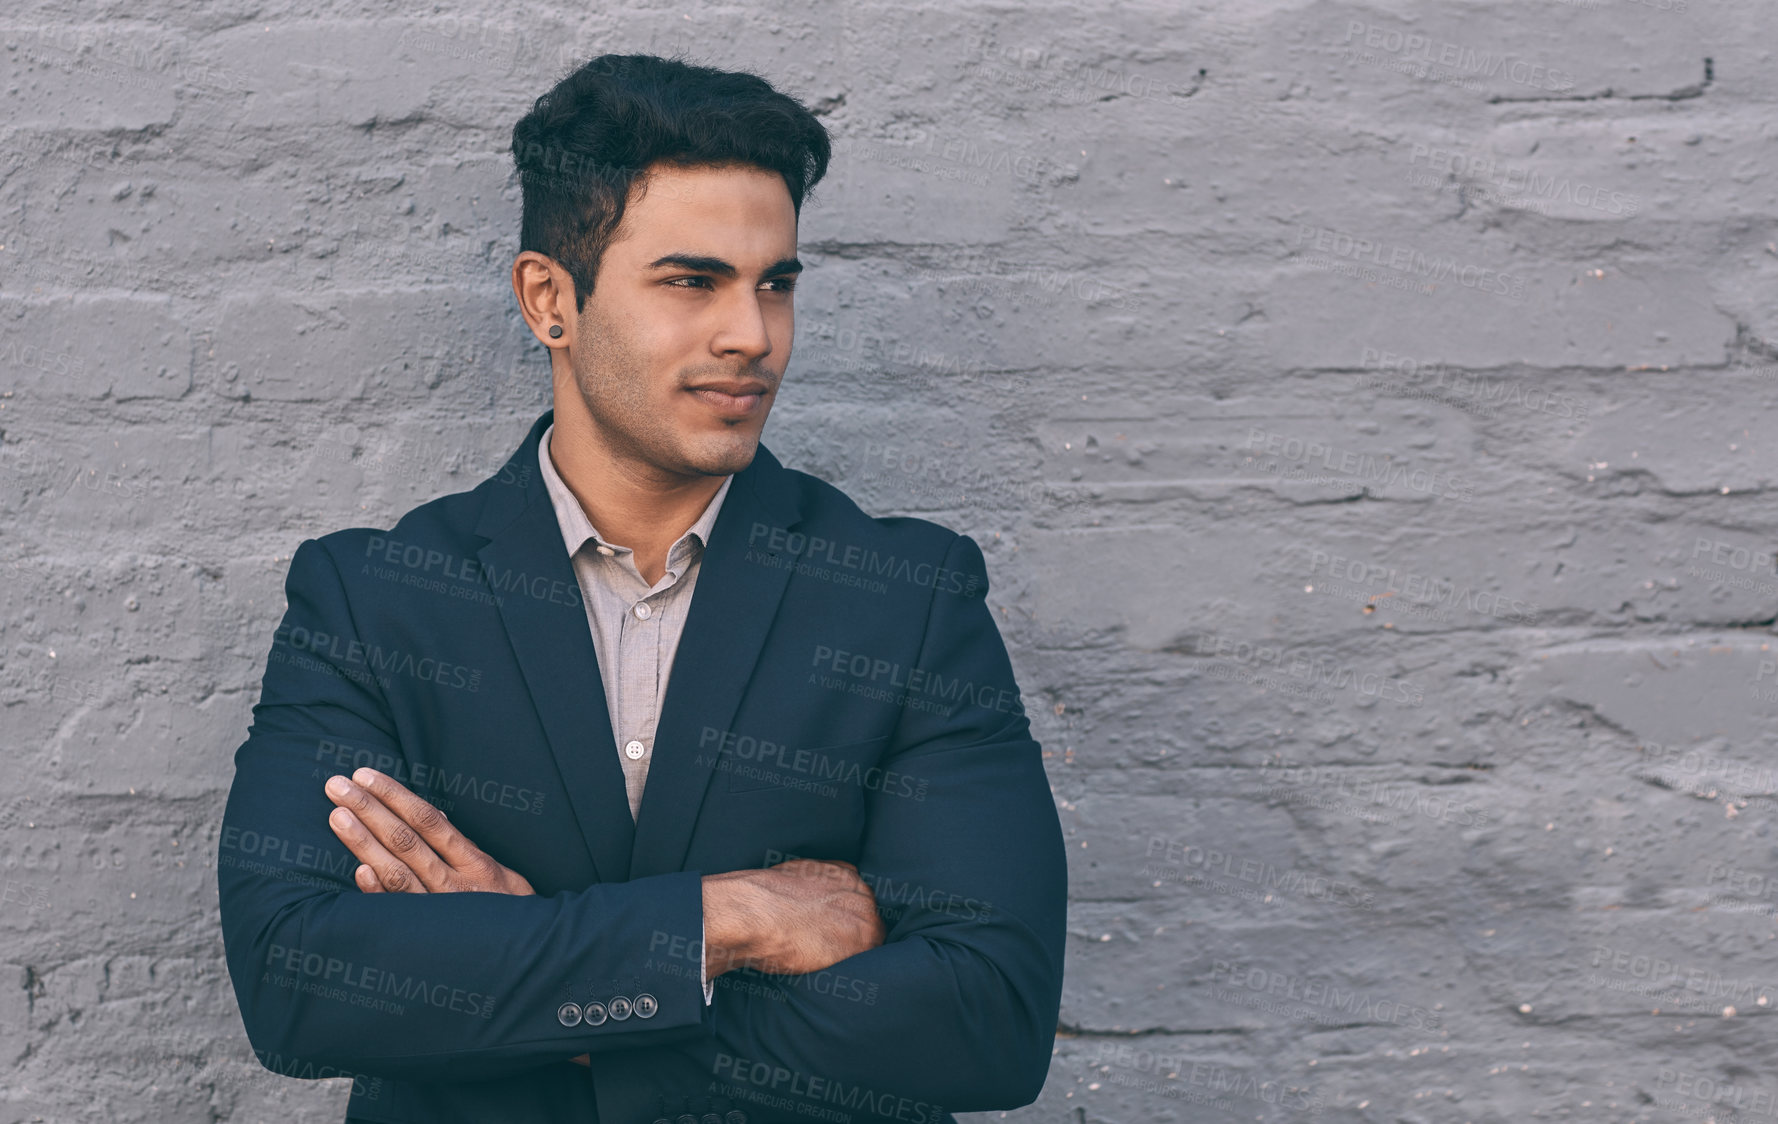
[634, 602, 652, 620]
[625, 740, 645, 760]
[595, 544, 615, 556]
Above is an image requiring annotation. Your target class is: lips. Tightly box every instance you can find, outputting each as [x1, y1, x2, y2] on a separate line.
[688, 381, 770, 398]
[687, 382, 770, 417]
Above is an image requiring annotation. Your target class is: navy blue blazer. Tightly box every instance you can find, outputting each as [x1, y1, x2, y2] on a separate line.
[217, 409, 1067, 1124]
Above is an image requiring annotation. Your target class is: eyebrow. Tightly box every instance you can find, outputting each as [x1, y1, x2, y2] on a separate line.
[645, 253, 803, 280]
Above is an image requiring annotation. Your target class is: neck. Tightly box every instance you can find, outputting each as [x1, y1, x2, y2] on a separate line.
[547, 389, 725, 583]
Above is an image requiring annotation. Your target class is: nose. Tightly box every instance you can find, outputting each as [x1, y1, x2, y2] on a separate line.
[709, 289, 775, 363]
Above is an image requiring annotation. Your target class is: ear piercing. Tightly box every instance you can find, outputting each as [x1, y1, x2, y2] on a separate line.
[548, 324, 563, 338]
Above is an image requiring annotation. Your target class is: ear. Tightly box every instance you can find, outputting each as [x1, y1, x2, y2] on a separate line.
[511, 251, 575, 348]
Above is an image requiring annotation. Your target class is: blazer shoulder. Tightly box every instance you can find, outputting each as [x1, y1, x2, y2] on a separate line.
[296, 483, 492, 573]
[776, 461, 966, 559]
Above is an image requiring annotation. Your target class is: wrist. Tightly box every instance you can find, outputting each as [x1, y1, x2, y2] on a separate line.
[701, 873, 763, 978]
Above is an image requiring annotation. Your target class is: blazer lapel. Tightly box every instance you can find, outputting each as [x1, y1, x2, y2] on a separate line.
[475, 410, 634, 884]
[628, 443, 804, 879]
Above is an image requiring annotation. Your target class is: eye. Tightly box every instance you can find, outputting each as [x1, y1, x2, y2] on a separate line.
[665, 276, 713, 289]
[762, 278, 798, 293]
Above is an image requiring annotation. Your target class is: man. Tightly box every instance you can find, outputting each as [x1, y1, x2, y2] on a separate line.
[217, 53, 1066, 1124]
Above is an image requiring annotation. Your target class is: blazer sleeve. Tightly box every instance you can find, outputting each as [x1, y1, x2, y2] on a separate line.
[587, 530, 1067, 1119]
[217, 537, 711, 1084]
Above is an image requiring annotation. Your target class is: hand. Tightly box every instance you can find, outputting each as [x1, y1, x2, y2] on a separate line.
[701, 859, 885, 979]
[323, 768, 536, 896]
[323, 769, 587, 1066]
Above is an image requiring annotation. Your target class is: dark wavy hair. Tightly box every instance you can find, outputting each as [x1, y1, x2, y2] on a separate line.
[511, 53, 831, 312]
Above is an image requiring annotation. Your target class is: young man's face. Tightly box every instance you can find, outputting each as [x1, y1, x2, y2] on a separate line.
[566, 161, 800, 480]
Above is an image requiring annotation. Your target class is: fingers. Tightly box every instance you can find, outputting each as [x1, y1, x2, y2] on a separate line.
[777, 858, 863, 888]
[816, 862, 877, 902]
[347, 768, 492, 872]
[325, 774, 453, 891]
[766, 859, 877, 910]
[327, 804, 426, 893]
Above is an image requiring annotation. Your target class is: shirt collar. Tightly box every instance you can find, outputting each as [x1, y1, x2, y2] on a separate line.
[537, 421, 733, 566]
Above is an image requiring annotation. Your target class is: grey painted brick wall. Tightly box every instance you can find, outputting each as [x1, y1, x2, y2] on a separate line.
[2, 1, 1774, 1120]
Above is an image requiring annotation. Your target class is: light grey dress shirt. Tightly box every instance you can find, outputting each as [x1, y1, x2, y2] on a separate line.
[537, 422, 733, 819]
[537, 421, 732, 1003]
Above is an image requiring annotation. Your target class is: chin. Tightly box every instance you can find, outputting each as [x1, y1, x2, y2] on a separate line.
[684, 434, 760, 476]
